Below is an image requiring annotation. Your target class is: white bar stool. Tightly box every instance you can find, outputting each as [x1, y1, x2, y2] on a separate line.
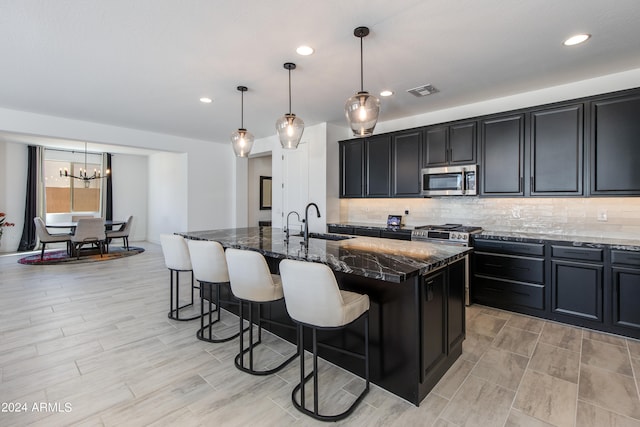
[279, 259, 370, 422]
[187, 240, 247, 342]
[225, 248, 297, 375]
[160, 234, 199, 321]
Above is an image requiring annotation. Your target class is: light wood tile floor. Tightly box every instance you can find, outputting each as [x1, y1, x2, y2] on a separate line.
[1, 242, 640, 426]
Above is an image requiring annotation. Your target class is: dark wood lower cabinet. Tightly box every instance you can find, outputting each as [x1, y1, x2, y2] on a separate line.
[612, 266, 640, 333]
[551, 260, 603, 323]
[472, 237, 640, 340]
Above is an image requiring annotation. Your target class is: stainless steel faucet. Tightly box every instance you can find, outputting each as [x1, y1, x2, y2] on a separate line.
[285, 210, 301, 244]
[303, 202, 321, 247]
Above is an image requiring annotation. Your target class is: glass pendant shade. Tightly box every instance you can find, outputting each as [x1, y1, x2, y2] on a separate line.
[276, 113, 304, 149]
[345, 26, 380, 137]
[276, 62, 304, 149]
[230, 128, 254, 157]
[345, 91, 380, 137]
[230, 85, 253, 157]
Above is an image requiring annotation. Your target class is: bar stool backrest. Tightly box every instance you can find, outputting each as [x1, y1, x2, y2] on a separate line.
[279, 259, 347, 327]
[187, 240, 229, 283]
[160, 234, 192, 271]
[225, 248, 280, 302]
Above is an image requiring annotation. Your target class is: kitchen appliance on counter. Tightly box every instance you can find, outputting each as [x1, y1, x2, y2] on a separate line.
[421, 165, 477, 196]
[412, 223, 482, 307]
[411, 223, 482, 246]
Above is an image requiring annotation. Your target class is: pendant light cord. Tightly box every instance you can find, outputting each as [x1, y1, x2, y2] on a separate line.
[288, 68, 292, 114]
[240, 90, 244, 129]
[360, 35, 364, 93]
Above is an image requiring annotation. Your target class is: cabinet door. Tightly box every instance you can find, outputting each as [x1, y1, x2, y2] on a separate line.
[480, 114, 525, 195]
[530, 104, 583, 195]
[590, 94, 640, 195]
[551, 260, 603, 322]
[612, 266, 640, 332]
[421, 269, 446, 382]
[449, 121, 477, 165]
[392, 131, 422, 197]
[365, 135, 392, 197]
[340, 139, 364, 198]
[447, 258, 466, 353]
[423, 126, 448, 167]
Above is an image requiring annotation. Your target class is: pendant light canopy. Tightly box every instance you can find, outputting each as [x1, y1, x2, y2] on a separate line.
[230, 86, 254, 157]
[276, 62, 304, 149]
[345, 26, 380, 137]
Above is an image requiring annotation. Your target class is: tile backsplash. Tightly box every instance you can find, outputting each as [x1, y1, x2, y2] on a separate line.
[340, 197, 640, 240]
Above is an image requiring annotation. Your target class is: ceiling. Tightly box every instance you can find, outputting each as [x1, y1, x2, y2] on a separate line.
[1, 0, 640, 152]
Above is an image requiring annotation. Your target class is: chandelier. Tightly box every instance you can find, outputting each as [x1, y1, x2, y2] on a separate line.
[59, 142, 110, 188]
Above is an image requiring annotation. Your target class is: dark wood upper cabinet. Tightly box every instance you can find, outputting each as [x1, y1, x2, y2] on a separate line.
[392, 130, 423, 197]
[590, 94, 640, 195]
[423, 121, 476, 167]
[480, 114, 525, 195]
[530, 104, 584, 196]
[339, 139, 364, 198]
[365, 135, 392, 197]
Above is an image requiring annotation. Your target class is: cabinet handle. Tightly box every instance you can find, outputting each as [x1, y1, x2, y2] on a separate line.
[530, 176, 534, 192]
[520, 177, 524, 192]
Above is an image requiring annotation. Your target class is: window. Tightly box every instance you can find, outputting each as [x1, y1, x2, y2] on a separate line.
[44, 149, 106, 215]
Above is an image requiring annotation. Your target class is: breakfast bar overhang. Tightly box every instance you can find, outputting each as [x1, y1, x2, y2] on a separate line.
[178, 227, 472, 405]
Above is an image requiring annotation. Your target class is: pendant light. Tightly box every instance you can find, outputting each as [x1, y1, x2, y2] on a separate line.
[276, 62, 304, 149]
[230, 86, 254, 157]
[345, 26, 380, 137]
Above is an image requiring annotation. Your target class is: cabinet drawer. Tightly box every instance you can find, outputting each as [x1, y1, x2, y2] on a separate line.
[473, 239, 544, 256]
[327, 225, 354, 235]
[611, 250, 640, 266]
[551, 245, 603, 262]
[380, 230, 412, 241]
[353, 228, 381, 237]
[475, 253, 544, 283]
[473, 275, 545, 310]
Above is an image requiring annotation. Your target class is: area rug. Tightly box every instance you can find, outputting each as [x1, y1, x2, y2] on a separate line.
[18, 246, 145, 265]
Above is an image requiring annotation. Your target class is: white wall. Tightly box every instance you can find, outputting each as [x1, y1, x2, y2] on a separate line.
[0, 141, 28, 252]
[111, 153, 147, 242]
[147, 152, 187, 243]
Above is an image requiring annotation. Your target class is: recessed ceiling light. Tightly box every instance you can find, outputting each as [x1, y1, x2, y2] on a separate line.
[563, 34, 591, 46]
[296, 45, 314, 56]
[380, 90, 394, 97]
[200, 97, 212, 103]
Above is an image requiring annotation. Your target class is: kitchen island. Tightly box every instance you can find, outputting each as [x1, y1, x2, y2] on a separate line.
[178, 227, 472, 405]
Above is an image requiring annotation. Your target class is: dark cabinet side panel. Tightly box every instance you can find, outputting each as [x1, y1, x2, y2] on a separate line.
[591, 95, 640, 194]
[531, 104, 583, 195]
[392, 131, 423, 197]
[340, 140, 364, 198]
[480, 115, 525, 195]
[612, 267, 640, 332]
[449, 121, 477, 165]
[365, 135, 392, 197]
[423, 127, 448, 167]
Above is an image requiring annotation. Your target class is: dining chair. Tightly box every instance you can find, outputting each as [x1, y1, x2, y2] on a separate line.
[33, 217, 72, 260]
[106, 215, 133, 251]
[70, 218, 106, 259]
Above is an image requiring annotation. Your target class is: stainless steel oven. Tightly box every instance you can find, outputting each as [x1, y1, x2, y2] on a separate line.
[421, 165, 477, 196]
[412, 224, 482, 306]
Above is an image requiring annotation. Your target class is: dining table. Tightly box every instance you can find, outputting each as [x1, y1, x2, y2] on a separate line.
[45, 220, 126, 256]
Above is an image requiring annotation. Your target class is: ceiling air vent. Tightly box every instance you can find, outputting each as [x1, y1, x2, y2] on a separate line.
[407, 84, 439, 97]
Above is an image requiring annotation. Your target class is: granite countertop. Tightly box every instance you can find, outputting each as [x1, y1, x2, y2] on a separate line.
[178, 227, 472, 283]
[476, 230, 640, 251]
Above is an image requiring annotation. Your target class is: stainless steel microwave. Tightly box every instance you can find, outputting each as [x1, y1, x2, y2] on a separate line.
[421, 165, 477, 196]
